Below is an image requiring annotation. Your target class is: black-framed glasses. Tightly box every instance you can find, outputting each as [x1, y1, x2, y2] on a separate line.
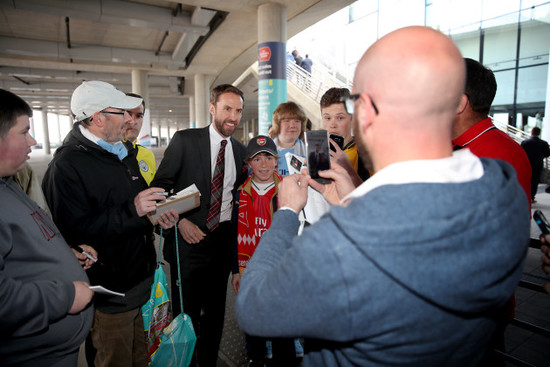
[101, 110, 127, 116]
[340, 94, 379, 115]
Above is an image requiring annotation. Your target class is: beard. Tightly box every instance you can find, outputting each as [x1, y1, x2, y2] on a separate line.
[214, 116, 237, 138]
[353, 113, 373, 172]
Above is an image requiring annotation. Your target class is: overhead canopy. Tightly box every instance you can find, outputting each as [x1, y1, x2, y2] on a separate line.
[0, 0, 353, 127]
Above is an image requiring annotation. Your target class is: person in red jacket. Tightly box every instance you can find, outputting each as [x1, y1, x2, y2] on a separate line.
[452, 58, 532, 367]
[452, 58, 531, 207]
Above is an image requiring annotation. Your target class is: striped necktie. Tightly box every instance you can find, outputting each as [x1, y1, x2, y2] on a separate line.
[206, 139, 227, 231]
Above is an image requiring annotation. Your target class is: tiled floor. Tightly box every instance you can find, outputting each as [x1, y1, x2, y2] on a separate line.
[27, 149, 550, 367]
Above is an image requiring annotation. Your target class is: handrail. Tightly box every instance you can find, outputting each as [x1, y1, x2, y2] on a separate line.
[490, 117, 550, 168]
[286, 61, 351, 103]
[491, 117, 531, 143]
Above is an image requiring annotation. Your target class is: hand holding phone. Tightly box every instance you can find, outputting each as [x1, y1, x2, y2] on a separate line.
[305, 130, 332, 184]
[534, 210, 550, 235]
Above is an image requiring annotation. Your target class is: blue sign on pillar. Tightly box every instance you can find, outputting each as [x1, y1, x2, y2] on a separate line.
[258, 41, 287, 136]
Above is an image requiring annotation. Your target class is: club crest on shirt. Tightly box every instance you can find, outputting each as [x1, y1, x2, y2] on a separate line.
[139, 160, 149, 172]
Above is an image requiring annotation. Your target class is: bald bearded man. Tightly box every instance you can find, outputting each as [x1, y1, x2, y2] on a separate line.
[235, 26, 529, 367]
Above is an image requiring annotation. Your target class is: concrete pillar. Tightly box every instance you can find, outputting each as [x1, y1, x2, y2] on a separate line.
[542, 49, 550, 142]
[55, 114, 61, 145]
[257, 3, 287, 136]
[67, 114, 73, 131]
[41, 109, 51, 155]
[252, 118, 257, 138]
[189, 96, 196, 128]
[158, 121, 162, 147]
[131, 69, 151, 145]
[194, 74, 209, 128]
[29, 115, 35, 139]
[131, 70, 149, 106]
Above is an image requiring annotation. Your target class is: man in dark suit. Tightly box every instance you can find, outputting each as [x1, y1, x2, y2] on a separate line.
[151, 84, 247, 367]
[521, 126, 550, 203]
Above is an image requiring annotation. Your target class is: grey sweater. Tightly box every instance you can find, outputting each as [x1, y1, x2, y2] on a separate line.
[0, 177, 93, 366]
[236, 158, 529, 366]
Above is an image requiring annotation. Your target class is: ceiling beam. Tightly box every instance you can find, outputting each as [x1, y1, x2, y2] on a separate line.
[0, 0, 209, 35]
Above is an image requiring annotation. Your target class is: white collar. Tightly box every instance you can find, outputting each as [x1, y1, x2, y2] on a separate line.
[79, 124, 102, 145]
[343, 149, 484, 204]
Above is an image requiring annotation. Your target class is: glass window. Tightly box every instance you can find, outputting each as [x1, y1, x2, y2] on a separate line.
[452, 30, 481, 60]
[492, 69, 516, 106]
[432, 0, 482, 34]
[482, 26, 518, 66]
[519, 5, 550, 67]
[517, 64, 548, 104]
[523, 0, 550, 8]
[482, 0, 520, 22]
[349, 0, 378, 22]
[345, 12, 378, 65]
[378, 0, 425, 37]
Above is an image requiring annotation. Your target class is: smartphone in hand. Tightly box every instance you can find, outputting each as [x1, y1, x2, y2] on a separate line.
[330, 134, 345, 152]
[305, 130, 331, 184]
[534, 210, 550, 235]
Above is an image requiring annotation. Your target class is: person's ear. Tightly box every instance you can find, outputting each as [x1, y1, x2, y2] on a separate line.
[209, 103, 215, 116]
[91, 111, 104, 127]
[357, 94, 376, 133]
[456, 94, 468, 115]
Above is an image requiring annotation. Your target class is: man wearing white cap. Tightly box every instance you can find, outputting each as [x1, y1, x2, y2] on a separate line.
[42, 80, 177, 367]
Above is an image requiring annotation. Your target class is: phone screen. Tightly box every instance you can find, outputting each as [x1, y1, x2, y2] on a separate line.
[305, 130, 331, 184]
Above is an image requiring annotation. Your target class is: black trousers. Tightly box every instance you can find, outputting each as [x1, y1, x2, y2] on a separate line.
[170, 222, 232, 367]
[531, 165, 543, 199]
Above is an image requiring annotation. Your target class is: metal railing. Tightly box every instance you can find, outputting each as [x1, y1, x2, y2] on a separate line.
[286, 61, 352, 103]
[491, 117, 531, 143]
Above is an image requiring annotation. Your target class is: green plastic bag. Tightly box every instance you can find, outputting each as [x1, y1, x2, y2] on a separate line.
[147, 224, 197, 367]
[150, 312, 196, 367]
[142, 263, 171, 360]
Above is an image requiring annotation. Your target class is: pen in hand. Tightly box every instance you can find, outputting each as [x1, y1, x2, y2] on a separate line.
[74, 246, 98, 263]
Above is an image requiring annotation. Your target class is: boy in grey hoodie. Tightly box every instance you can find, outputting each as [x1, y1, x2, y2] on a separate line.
[0, 89, 94, 366]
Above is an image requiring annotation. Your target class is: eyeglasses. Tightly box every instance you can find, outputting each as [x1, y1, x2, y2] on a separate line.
[340, 94, 379, 115]
[101, 110, 127, 116]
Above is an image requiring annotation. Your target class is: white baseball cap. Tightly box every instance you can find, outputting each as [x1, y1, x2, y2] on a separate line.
[71, 80, 142, 122]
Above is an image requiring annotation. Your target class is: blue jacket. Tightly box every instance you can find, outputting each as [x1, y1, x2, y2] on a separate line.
[301, 57, 312, 73]
[236, 158, 529, 366]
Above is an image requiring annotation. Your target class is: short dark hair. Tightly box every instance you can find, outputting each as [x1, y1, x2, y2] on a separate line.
[0, 89, 33, 139]
[320, 87, 350, 109]
[126, 92, 145, 110]
[464, 58, 497, 116]
[210, 84, 244, 105]
[532, 127, 541, 136]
